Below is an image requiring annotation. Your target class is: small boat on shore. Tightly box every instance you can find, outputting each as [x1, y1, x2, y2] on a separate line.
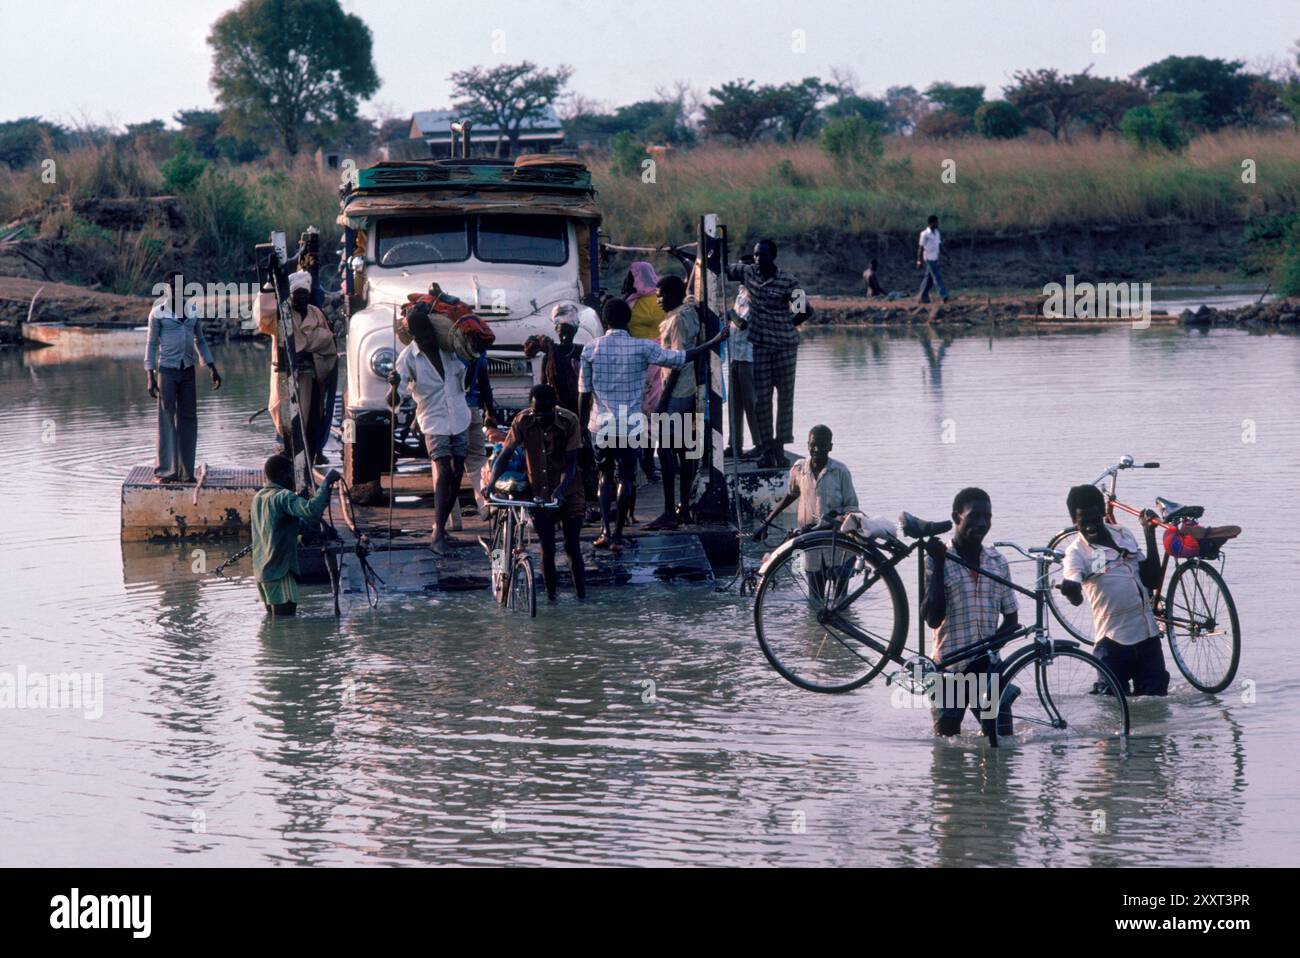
[21, 321, 151, 360]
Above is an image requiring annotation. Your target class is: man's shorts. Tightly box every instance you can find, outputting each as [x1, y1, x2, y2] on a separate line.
[429, 427, 470, 461]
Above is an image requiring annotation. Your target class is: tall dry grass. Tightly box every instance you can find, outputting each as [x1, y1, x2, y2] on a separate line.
[592, 130, 1300, 244]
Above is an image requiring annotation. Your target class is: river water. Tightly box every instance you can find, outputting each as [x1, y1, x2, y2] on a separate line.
[1, 322, 1296, 867]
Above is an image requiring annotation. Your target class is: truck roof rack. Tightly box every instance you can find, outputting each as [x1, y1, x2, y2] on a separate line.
[354, 156, 593, 195]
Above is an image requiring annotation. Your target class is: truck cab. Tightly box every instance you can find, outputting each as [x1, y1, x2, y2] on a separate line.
[337, 155, 603, 499]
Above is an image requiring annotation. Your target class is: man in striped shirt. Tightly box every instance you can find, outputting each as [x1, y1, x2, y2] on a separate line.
[922, 487, 1019, 740]
[726, 240, 810, 468]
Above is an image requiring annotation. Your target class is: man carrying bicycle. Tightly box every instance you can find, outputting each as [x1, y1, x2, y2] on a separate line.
[489, 384, 587, 602]
[1059, 485, 1170, 696]
[922, 487, 1019, 740]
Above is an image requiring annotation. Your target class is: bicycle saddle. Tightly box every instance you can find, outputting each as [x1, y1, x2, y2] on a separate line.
[1156, 497, 1205, 522]
[899, 512, 953, 539]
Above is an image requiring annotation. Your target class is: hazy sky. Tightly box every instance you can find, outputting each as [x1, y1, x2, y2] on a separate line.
[2, 0, 1297, 127]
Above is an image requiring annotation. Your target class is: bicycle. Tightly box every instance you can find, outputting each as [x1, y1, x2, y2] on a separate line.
[1042, 455, 1242, 694]
[753, 512, 1130, 742]
[480, 496, 559, 617]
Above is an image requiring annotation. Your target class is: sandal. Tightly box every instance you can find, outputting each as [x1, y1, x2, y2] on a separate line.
[593, 533, 613, 549]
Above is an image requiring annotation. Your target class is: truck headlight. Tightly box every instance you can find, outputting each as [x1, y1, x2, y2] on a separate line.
[370, 347, 395, 379]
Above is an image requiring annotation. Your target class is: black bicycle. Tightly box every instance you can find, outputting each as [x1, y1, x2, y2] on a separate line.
[753, 512, 1130, 741]
[481, 495, 559, 617]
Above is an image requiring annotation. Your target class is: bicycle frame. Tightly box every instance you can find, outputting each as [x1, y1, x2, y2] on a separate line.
[1089, 457, 1228, 610]
[811, 526, 1062, 673]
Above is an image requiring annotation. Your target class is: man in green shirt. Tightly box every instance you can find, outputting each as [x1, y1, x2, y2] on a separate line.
[251, 454, 340, 615]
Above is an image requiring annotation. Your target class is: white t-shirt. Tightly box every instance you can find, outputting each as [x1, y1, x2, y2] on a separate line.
[1061, 523, 1159, 646]
[918, 227, 942, 262]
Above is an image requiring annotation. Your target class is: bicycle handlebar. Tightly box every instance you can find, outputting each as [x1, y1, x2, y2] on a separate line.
[1092, 456, 1161, 486]
[992, 541, 1063, 562]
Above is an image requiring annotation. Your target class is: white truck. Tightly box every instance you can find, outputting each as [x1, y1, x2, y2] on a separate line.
[336, 154, 604, 499]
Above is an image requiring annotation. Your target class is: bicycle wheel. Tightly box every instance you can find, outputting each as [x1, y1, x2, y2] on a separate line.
[1044, 529, 1095, 644]
[1164, 560, 1240, 693]
[997, 644, 1129, 740]
[506, 554, 536, 617]
[754, 533, 908, 693]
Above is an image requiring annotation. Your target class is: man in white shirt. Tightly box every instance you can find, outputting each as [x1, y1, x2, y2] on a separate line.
[1059, 484, 1170, 696]
[915, 214, 950, 304]
[388, 305, 471, 554]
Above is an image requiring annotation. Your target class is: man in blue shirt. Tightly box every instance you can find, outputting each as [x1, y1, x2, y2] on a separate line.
[144, 272, 221, 482]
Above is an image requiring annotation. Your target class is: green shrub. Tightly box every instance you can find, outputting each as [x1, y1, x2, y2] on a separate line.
[819, 116, 884, 174]
[1121, 105, 1188, 152]
[610, 131, 646, 178]
[161, 140, 207, 194]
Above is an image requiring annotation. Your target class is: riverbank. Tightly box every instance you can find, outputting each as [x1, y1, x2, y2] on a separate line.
[806, 293, 1300, 327]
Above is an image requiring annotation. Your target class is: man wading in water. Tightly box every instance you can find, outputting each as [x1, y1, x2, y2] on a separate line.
[922, 488, 1018, 741]
[251, 455, 341, 616]
[489, 384, 587, 602]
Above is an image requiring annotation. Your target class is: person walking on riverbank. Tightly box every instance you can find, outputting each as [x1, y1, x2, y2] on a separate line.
[144, 271, 221, 483]
[916, 215, 950, 304]
[251, 455, 341, 616]
[726, 240, 810, 469]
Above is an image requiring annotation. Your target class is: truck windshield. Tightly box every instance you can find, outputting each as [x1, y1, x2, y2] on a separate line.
[475, 214, 568, 266]
[376, 216, 469, 266]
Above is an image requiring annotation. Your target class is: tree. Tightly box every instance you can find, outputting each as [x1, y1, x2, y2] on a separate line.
[771, 78, 830, 141]
[175, 109, 223, 159]
[1004, 68, 1096, 140]
[1073, 77, 1149, 134]
[450, 61, 573, 157]
[1134, 55, 1257, 129]
[824, 94, 889, 126]
[884, 85, 927, 135]
[702, 80, 782, 142]
[922, 83, 985, 135]
[0, 117, 67, 169]
[208, 0, 380, 155]
[974, 100, 1026, 139]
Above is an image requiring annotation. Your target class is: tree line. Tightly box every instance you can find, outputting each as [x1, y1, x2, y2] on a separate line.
[4, 0, 1300, 174]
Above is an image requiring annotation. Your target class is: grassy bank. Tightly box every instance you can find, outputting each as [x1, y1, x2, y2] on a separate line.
[3, 130, 1299, 295]
[592, 131, 1300, 243]
[0, 142, 342, 292]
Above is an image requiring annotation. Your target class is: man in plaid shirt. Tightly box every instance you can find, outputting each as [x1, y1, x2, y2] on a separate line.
[922, 487, 1020, 739]
[579, 297, 726, 551]
[725, 239, 811, 469]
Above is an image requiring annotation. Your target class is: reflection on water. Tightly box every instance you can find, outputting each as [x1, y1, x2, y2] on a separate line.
[0, 324, 1296, 866]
